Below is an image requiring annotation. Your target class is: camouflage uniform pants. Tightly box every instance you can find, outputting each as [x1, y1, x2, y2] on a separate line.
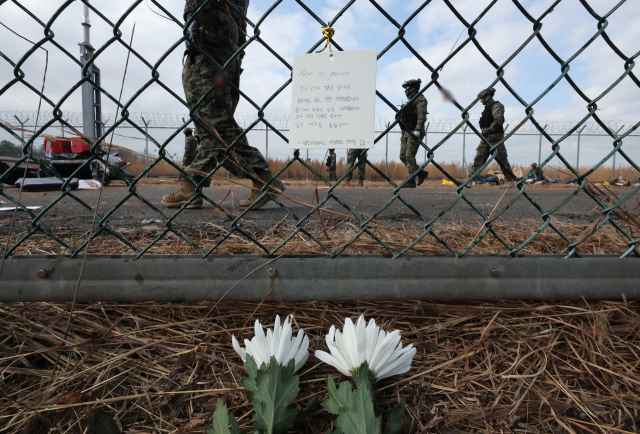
[400, 131, 421, 176]
[345, 149, 366, 181]
[182, 53, 268, 182]
[328, 168, 337, 181]
[179, 133, 212, 185]
[471, 137, 515, 181]
[183, 135, 198, 167]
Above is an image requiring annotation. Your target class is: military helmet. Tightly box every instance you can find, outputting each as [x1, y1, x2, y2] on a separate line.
[402, 79, 422, 89]
[184, 128, 193, 136]
[531, 162, 538, 168]
[478, 87, 496, 99]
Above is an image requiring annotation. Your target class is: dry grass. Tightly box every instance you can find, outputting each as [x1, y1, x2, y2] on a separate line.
[1, 300, 638, 433]
[5, 182, 639, 257]
[6, 218, 637, 257]
[125, 153, 640, 184]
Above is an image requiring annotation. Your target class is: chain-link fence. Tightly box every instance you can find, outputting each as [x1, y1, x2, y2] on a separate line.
[3, 111, 640, 180]
[1, 0, 640, 260]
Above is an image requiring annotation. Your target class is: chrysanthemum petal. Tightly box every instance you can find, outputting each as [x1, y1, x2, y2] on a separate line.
[315, 350, 350, 376]
[315, 316, 416, 382]
[231, 315, 308, 373]
[232, 335, 246, 361]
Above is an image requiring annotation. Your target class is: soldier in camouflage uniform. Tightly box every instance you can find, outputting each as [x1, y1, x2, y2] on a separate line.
[398, 79, 429, 188]
[531, 162, 544, 181]
[344, 149, 365, 187]
[163, 0, 285, 210]
[471, 88, 516, 188]
[326, 149, 337, 182]
[178, 127, 203, 183]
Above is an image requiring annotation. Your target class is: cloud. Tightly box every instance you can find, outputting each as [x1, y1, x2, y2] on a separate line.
[0, 0, 638, 130]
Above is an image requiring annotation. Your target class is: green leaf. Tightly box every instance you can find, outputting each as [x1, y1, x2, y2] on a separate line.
[229, 413, 242, 434]
[383, 399, 406, 434]
[322, 375, 351, 415]
[242, 355, 260, 394]
[294, 396, 320, 425]
[321, 362, 381, 434]
[247, 356, 300, 434]
[206, 399, 231, 434]
[350, 363, 374, 396]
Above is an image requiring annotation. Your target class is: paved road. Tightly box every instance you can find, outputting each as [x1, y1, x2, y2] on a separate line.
[2, 184, 638, 235]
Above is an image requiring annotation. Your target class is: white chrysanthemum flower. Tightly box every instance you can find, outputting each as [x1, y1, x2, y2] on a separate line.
[315, 315, 416, 381]
[232, 314, 309, 373]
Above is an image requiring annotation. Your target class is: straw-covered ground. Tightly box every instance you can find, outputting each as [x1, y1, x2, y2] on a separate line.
[4, 218, 638, 256]
[1, 300, 639, 433]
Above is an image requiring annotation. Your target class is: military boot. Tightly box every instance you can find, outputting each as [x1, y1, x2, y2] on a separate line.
[417, 170, 429, 186]
[239, 169, 286, 211]
[401, 178, 417, 189]
[357, 179, 364, 187]
[343, 180, 351, 187]
[162, 177, 203, 209]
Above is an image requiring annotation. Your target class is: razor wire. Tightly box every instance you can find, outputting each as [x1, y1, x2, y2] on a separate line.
[3, 110, 639, 134]
[1, 0, 639, 260]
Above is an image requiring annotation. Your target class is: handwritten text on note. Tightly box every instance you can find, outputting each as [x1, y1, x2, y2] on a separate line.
[289, 49, 377, 149]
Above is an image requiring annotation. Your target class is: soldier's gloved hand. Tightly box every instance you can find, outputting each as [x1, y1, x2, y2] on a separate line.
[481, 128, 488, 136]
[413, 131, 421, 138]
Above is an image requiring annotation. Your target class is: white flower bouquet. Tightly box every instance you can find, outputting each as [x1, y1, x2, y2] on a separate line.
[315, 315, 417, 434]
[206, 315, 317, 434]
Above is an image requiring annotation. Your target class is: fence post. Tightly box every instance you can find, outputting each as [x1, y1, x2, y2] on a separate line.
[265, 126, 269, 161]
[385, 122, 389, 177]
[423, 122, 430, 164]
[60, 117, 69, 138]
[100, 115, 110, 149]
[141, 116, 150, 176]
[462, 124, 468, 178]
[612, 125, 624, 181]
[538, 124, 548, 165]
[576, 125, 586, 173]
[13, 115, 29, 143]
[306, 149, 309, 180]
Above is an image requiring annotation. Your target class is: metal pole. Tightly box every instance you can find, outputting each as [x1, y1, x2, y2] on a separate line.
[538, 124, 548, 165]
[385, 122, 389, 177]
[306, 149, 309, 180]
[13, 115, 29, 143]
[100, 115, 109, 146]
[576, 125, 586, 173]
[80, 1, 100, 139]
[265, 126, 269, 161]
[612, 126, 624, 181]
[141, 116, 150, 176]
[4, 256, 640, 302]
[61, 118, 69, 138]
[423, 122, 430, 164]
[462, 125, 468, 178]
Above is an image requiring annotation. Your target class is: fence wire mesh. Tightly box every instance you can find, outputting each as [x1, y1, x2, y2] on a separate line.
[1, 0, 640, 259]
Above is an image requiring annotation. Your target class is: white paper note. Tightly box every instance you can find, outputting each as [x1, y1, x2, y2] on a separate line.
[289, 49, 377, 149]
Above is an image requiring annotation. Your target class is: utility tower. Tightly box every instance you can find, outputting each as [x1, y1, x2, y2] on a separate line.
[79, 2, 102, 140]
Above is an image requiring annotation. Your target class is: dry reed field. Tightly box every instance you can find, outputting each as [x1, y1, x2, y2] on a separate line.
[122, 153, 640, 184]
[1, 300, 638, 433]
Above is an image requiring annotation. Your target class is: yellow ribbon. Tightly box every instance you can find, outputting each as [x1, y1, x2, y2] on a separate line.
[316, 23, 335, 57]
